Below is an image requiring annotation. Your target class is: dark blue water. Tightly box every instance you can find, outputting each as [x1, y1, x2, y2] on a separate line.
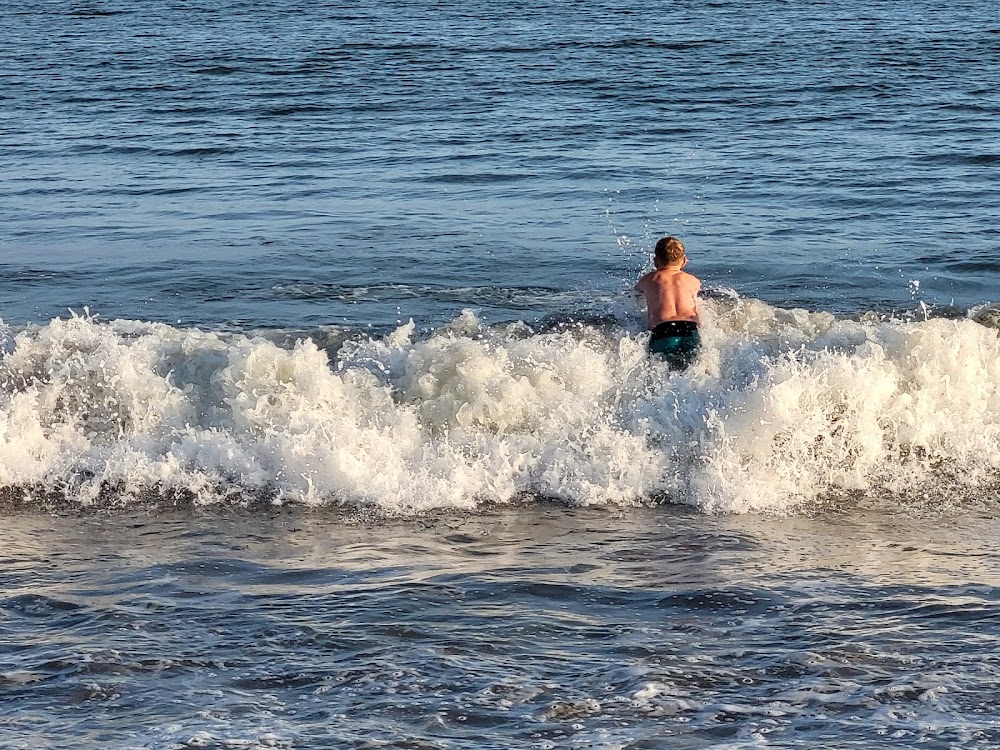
[3, 0, 999, 328]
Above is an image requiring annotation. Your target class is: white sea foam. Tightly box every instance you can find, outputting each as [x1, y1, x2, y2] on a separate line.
[0, 297, 997, 513]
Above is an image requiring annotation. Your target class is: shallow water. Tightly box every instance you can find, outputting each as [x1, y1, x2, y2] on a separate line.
[3, 506, 1000, 749]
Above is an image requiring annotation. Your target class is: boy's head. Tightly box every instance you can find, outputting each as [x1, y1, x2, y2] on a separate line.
[654, 236, 686, 269]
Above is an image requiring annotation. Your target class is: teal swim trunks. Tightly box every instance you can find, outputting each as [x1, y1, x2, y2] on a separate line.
[648, 320, 701, 371]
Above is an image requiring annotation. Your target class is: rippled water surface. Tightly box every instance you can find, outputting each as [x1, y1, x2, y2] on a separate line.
[3, 0, 1000, 326]
[3, 506, 1000, 749]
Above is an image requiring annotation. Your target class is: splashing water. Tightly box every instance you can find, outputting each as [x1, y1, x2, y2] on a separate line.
[0, 296, 998, 514]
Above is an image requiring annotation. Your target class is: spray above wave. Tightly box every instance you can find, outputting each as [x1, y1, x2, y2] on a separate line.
[0, 298, 998, 514]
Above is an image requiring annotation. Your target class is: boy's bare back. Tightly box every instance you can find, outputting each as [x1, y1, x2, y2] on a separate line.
[636, 237, 703, 369]
[635, 268, 701, 328]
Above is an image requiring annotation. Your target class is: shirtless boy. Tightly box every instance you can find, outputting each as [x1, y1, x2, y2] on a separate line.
[634, 236, 701, 370]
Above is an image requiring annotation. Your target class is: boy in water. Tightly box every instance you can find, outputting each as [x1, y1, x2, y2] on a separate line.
[634, 236, 702, 370]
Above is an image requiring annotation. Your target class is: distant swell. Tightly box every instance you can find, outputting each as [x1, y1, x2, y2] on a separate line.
[1, 298, 999, 515]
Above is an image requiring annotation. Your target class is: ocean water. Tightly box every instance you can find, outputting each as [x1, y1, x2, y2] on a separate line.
[2, 0, 1000, 747]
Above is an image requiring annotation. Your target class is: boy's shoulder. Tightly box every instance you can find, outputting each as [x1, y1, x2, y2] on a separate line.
[635, 269, 657, 287]
[679, 270, 701, 285]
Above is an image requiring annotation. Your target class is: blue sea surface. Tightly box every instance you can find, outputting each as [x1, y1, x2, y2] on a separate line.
[2, 1, 1000, 748]
[2, 0, 999, 328]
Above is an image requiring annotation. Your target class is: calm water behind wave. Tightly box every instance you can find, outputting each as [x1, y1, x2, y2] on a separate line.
[3, 0, 999, 327]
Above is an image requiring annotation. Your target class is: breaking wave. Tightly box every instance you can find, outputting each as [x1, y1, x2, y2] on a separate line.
[1, 295, 998, 514]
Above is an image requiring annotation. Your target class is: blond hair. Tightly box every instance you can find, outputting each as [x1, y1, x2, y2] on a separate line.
[654, 236, 686, 267]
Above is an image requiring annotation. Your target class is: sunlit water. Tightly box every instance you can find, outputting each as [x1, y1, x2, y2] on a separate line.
[2, 0, 999, 327]
[4, 507, 1000, 749]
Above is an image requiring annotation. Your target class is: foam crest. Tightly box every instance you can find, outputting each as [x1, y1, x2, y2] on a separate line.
[688, 306, 1000, 511]
[0, 299, 997, 514]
